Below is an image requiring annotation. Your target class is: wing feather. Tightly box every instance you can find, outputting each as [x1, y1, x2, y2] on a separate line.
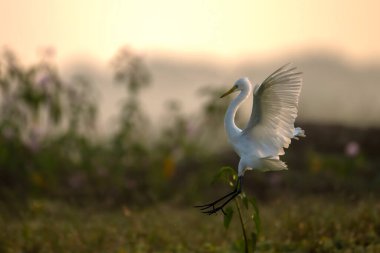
[242, 64, 303, 157]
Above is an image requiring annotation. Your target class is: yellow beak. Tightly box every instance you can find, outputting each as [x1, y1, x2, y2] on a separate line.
[220, 86, 238, 98]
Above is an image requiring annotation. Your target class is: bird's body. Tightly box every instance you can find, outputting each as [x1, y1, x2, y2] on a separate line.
[224, 73, 304, 176]
[196, 64, 305, 214]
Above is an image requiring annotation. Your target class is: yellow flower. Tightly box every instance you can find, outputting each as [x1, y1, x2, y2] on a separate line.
[163, 156, 175, 179]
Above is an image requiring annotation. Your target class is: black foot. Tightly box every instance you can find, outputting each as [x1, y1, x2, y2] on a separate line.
[195, 191, 240, 215]
[194, 176, 243, 215]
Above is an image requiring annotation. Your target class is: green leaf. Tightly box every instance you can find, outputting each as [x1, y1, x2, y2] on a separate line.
[212, 166, 237, 185]
[241, 192, 249, 209]
[249, 197, 261, 235]
[223, 206, 234, 229]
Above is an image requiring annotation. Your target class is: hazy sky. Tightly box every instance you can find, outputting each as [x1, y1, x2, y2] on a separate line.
[1, 0, 380, 129]
[1, 0, 380, 64]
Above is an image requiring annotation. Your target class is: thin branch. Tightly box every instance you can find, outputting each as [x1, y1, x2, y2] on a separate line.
[235, 198, 248, 253]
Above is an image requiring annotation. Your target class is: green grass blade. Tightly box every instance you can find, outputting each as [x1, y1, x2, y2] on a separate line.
[249, 197, 261, 236]
[223, 206, 234, 229]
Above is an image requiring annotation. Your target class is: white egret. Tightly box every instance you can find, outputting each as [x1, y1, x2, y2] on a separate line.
[196, 64, 305, 214]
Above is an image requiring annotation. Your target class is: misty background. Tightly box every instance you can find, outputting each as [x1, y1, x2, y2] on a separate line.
[63, 51, 380, 132]
[1, 0, 380, 252]
[1, 0, 379, 216]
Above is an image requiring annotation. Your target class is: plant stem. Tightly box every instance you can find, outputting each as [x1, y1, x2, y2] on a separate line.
[235, 198, 248, 253]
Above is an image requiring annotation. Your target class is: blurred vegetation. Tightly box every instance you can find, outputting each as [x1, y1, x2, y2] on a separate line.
[0, 48, 380, 207]
[0, 48, 227, 206]
[1, 197, 379, 252]
[1, 48, 380, 252]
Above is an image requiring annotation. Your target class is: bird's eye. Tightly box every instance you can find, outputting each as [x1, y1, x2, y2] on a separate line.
[234, 85, 238, 89]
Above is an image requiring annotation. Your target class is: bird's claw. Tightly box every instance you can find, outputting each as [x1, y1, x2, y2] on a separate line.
[195, 177, 242, 216]
[195, 203, 225, 215]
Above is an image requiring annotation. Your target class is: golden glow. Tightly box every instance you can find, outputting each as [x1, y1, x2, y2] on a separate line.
[1, 0, 380, 62]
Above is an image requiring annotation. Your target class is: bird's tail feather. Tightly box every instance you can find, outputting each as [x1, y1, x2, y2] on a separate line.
[293, 127, 306, 140]
[258, 157, 288, 172]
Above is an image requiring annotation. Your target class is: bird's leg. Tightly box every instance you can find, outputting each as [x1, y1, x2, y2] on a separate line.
[195, 176, 243, 214]
[195, 177, 242, 209]
[194, 189, 237, 210]
[202, 188, 242, 215]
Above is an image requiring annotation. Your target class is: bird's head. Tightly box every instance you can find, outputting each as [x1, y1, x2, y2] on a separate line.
[220, 77, 251, 98]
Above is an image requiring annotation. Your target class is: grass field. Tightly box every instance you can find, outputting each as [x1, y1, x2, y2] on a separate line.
[1, 196, 379, 253]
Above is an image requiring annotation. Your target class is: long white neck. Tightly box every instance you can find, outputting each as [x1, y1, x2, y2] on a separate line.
[224, 87, 251, 137]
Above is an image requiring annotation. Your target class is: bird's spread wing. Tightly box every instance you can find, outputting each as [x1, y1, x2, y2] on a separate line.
[242, 64, 302, 157]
